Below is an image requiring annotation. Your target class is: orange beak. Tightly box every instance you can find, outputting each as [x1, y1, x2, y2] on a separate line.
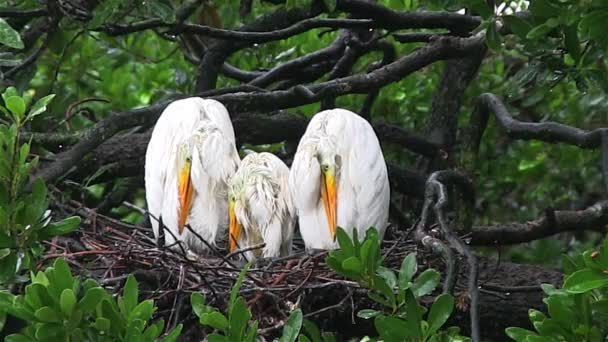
[177, 158, 194, 235]
[229, 200, 241, 252]
[321, 169, 337, 241]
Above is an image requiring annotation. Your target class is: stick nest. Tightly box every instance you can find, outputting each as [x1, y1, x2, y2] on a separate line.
[43, 202, 425, 339]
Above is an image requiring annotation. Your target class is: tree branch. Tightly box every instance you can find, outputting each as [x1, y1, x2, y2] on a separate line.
[471, 93, 608, 150]
[470, 201, 608, 246]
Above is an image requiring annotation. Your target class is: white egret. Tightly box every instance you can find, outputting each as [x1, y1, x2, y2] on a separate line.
[289, 109, 390, 250]
[145, 97, 240, 253]
[228, 152, 295, 261]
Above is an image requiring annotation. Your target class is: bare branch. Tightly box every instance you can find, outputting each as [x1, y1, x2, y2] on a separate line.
[470, 201, 608, 246]
[472, 93, 607, 149]
[0, 8, 48, 18]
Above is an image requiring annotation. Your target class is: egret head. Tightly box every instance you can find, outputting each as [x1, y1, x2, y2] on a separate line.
[176, 142, 195, 235]
[316, 138, 340, 241]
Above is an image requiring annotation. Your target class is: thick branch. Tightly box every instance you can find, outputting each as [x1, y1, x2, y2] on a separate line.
[0, 8, 48, 18]
[472, 93, 607, 150]
[470, 201, 608, 246]
[337, 0, 480, 33]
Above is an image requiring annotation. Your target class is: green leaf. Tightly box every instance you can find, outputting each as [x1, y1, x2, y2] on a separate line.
[426, 293, 454, 337]
[244, 320, 259, 342]
[2, 87, 18, 102]
[563, 269, 608, 293]
[52, 258, 74, 292]
[159, 324, 183, 342]
[357, 309, 380, 319]
[398, 253, 417, 290]
[377, 266, 397, 289]
[26, 94, 55, 121]
[526, 22, 555, 40]
[5, 334, 33, 342]
[375, 315, 411, 341]
[229, 297, 251, 339]
[0, 18, 24, 49]
[123, 274, 139, 314]
[0, 248, 10, 260]
[341, 256, 363, 274]
[79, 287, 106, 313]
[545, 296, 572, 325]
[41, 216, 81, 239]
[529, 0, 561, 18]
[93, 317, 111, 332]
[281, 309, 303, 342]
[5, 96, 26, 117]
[505, 327, 538, 341]
[404, 290, 422, 338]
[563, 24, 581, 63]
[0, 232, 15, 248]
[411, 269, 440, 297]
[200, 311, 229, 330]
[190, 292, 207, 318]
[207, 334, 230, 342]
[129, 300, 154, 322]
[34, 306, 59, 322]
[336, 227, 354, 257]
[230, 261, 251, 309]
[302, 319, 322, 342]
[502, 15, 533, 39]
[486, 20, 502, 51]
[59, 289, 77, 316]
[462, 0, 492, 18]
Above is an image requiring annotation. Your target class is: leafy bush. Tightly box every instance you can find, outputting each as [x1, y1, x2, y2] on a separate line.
[326, 228, 469, 342]
[191, 262, 258, 341]
[191, 261, 336, 342]
[0, 87, 81, 285]
[0, 258, 181, 341]
[506, 238, 608, 341]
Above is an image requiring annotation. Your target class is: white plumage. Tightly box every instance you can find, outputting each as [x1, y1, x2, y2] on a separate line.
[289, 108, 390, 250]
[145, 97, 240, 253]
[228, 152, 295, 261]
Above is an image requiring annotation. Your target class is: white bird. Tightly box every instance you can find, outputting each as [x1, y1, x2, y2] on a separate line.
[227, 152, 295, 261]
[289, 109, 390, 250]
[145, 97, 240, 253]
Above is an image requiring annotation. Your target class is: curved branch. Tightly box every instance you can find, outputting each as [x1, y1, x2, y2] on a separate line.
[337, 0, 480, 33]
[472, 93, 607, 150]
[470, 201, 608, 246]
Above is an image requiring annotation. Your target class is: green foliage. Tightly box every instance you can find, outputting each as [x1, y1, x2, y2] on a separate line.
[191, 262, 258, 341]
[0, 18, 24, 50]
[191, 261, 336, 342]
[326, 228, 469, 341]
[506, 238, 608, 341]
[0, 258, 181, 341]
[0, 87, 80, 285]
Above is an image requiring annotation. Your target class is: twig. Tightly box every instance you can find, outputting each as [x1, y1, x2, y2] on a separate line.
[225, 243, 266, 259]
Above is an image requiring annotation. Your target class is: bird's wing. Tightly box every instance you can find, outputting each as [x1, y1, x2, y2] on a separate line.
[326, 109, 390, 236]
[346, 115, 390, 236]
[260, 152, 296, 255]
[200, 99, 237, 146]
[145, 99, 200, 239]
[288, 136, 322, 212]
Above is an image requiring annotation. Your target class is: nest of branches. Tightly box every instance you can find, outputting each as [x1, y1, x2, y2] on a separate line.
[42, 198, 434, 339]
